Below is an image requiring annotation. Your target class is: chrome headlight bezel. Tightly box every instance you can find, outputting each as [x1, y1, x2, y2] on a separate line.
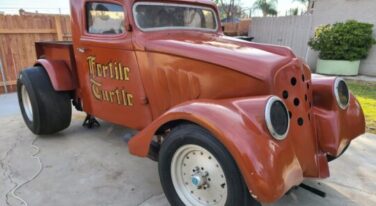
[334, 78, 350, 110]
[265, 96, 290, 140]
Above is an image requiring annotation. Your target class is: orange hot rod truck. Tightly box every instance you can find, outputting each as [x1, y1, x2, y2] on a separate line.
[17, 0, 365, 205]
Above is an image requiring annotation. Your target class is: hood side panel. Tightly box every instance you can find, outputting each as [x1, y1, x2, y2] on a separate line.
[136, 51, 268, 118]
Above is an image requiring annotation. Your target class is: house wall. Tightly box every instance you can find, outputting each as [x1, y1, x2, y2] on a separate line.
[308, 0, 376, 76]
[249, 0, 376, 76]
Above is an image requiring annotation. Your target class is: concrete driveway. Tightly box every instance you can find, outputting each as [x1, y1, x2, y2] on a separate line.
[1, 93, 375, 206]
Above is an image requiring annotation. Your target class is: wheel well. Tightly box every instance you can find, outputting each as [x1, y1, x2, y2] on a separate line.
[35, 64, 76, 101]
[155, 119, 193, 135]
[148, 119, 197, 161]
[34, 59, 76, 91]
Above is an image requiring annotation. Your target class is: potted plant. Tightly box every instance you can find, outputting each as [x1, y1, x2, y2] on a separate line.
[309, 20, 376, 75]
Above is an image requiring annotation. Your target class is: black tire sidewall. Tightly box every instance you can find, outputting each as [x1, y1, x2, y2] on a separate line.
[17, 67, 72, 135]
[158, 124, 254, 206]
[17, 70, 42, 133]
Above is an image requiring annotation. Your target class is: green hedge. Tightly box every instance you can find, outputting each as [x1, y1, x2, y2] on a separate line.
[309, 20, 376, 61]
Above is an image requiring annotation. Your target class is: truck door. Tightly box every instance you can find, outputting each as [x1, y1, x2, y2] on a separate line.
[71, 0, 152, 129]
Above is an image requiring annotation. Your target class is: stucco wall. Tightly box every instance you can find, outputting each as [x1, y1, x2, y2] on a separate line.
[307, 0, 376, 76]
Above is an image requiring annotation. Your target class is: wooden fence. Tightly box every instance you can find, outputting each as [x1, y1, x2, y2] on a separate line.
[0, 14, 71, 94]
[249, 15, 313, 59]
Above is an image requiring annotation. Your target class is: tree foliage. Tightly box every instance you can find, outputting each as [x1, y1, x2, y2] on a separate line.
[293, 0, 309, 4]
[309, 20, 376, 61]
[288, 8, 299, 16]
[252, 0, 278, 17]
[292, 0, 311, 13]
[216, 0, 241, 20]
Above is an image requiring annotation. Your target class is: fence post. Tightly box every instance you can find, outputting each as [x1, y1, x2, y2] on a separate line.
[0, 57, 7, 93]
[54, 16, 63, 41]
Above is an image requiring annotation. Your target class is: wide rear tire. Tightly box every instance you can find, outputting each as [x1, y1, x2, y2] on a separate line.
[17, 67, 72, 135]
[158, 124, 260, 206]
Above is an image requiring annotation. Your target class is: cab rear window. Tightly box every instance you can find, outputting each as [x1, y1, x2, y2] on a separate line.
[86, 2, 125, 34]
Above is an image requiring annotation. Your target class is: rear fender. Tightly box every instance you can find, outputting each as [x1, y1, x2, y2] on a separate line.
[128, 97, 303, 203]
[34, 59, 76, 91]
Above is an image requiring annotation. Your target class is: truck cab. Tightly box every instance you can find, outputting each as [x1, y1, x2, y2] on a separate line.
[17, 0, 365, 205]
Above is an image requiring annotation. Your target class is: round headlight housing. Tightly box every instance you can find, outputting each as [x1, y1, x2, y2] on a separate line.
[265, 96, 290, 140]
[334, 78, 350, 110]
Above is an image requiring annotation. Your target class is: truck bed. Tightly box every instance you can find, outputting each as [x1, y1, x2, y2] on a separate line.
[35, 41, 77, 73]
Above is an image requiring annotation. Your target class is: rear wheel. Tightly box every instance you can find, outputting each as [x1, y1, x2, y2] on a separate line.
[158, 124, 260, 206]
[17, 67, 72, 135]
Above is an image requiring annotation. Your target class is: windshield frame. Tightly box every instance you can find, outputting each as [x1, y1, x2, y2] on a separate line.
[132, 2, 219, 32]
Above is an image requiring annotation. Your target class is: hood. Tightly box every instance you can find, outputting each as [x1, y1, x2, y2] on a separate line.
[141, 33, 295, 80]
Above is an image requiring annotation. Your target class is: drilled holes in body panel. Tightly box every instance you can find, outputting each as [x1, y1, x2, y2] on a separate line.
[277, 66, 312, 126]
[274, 63, 319, 176]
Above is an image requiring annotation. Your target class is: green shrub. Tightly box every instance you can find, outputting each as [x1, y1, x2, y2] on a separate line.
[308, 20, 376, 61]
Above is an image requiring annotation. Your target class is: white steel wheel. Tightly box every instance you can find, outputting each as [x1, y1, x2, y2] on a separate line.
[21, 84, 33, 122]
[171, 144, 228, 206]
[159, 124, 260, 206]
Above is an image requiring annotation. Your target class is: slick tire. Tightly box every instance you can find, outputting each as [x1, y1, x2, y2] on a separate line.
[17, 66, 72, 135]
[158, 123, 260, 206]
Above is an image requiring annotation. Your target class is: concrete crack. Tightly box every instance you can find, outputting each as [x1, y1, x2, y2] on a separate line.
[136, 194, 157, 206]
[4, 136, 43, 206]
[5, 165, 19, 206]
[0, 142, 17, 171]
[1, 142, 18, 206]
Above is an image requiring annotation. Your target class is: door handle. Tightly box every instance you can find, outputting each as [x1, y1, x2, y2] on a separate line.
[77, 47, 87, 53]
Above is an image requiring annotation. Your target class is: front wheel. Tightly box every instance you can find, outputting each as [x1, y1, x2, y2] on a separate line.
[158, 124, 260, 206]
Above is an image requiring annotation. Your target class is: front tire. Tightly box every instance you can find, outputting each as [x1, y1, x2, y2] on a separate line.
[158, 124, 260, 206]
[17, 67, 72, 135]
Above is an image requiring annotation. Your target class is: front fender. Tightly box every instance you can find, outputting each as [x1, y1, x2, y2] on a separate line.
[128, 96, 303, 203]
[311, 77, 365, 156]
[35, 59, 76, 91]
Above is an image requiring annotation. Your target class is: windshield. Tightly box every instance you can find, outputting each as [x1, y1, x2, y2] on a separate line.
[133, 2, 218, 32]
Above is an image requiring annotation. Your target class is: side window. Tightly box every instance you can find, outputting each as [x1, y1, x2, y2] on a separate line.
[86, 2, 125, 35]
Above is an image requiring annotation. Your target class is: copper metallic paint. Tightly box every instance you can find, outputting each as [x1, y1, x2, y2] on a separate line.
[311, 77, 365, 157]
[35, 42, 78, 91]
[71, 0, 153, 129]
[30, 0, 366, 203]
